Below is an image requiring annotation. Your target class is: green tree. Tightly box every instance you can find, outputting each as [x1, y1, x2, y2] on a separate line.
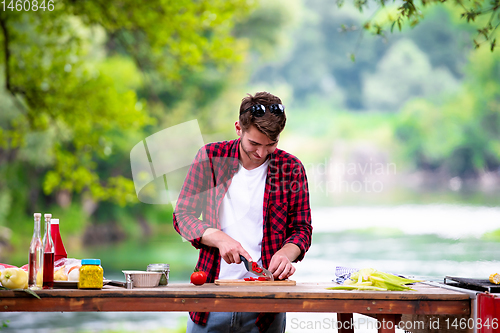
[0, 0, 251, 205]
[248, 0, 474, 110]
[352, 0, 500, 51]
[0, 1, 254, 260]
[395, 47, 500, 178]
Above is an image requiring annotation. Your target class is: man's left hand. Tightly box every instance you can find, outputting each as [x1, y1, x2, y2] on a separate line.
[268, 243, 301, 280]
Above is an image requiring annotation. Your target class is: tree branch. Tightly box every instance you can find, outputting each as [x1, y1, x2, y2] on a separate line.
[92, 0, 160, 102]
[0, 15, 33, 131]
[0, 14, 12, 93]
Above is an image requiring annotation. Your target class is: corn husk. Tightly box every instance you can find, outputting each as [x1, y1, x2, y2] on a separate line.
[327, 268, 423, 291]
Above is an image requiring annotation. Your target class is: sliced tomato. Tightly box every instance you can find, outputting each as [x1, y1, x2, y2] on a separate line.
[257, 277, 267, 281]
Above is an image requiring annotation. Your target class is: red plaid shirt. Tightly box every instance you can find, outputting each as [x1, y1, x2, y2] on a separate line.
[173, 138, 312, 332]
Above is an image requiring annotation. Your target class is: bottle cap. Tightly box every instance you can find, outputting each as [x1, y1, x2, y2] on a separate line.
[34, 213, 41, 219]
[81, 259, 101, 265]
[44, 213, 52, 219]
[51, 219, 59, 224]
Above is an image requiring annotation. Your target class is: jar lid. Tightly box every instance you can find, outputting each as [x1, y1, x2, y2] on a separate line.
[147, 263, 169, 270]
[82, 259, 101, 265]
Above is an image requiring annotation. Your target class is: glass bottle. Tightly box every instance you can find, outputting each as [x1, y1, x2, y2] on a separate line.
[50, 218, 67, 262]
[28, 213, 43, 290]
[42, 213, 54, 289]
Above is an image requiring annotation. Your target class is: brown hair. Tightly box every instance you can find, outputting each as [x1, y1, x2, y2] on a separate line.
[239, 92, 287, 141]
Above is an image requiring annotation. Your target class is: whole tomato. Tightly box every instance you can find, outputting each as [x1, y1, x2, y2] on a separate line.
[190, 270, 207, 286]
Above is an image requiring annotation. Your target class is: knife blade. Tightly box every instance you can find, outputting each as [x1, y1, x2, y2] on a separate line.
[239, 255, 274, 281]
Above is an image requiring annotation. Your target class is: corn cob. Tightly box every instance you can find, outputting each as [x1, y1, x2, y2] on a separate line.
[489, 273, 500, 285]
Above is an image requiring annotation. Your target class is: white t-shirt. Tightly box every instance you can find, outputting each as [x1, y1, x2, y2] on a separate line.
[218, 159, 270, 279]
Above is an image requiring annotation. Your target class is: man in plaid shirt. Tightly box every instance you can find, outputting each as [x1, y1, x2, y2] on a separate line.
[173, 91, 312, 333]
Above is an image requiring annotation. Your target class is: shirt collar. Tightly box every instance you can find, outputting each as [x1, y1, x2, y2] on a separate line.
[231, 138, 241, 171]
[232, 137, 277, 172]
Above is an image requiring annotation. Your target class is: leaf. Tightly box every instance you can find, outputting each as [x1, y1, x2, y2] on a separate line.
[0, 286, 41, 299]
[350, 53, 356, 62]
[22, 288, 41, 300]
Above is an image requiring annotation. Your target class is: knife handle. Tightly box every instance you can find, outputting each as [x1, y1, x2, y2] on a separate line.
[239, 255, 250, 270]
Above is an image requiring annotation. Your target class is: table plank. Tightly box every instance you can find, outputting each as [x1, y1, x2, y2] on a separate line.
[0, 283, 471, 300]
[214, 279, 296, 286]
[0, 296, 470, 314]
[0, 282, 471, 316]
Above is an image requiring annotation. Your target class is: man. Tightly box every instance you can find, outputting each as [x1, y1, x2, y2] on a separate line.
[173, 91, 312, 333]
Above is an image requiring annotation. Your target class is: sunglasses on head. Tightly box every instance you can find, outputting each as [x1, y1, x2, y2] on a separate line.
[242, 104, 285, 117]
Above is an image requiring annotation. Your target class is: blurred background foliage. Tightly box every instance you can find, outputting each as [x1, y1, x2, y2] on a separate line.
[0, 0, 499, 275]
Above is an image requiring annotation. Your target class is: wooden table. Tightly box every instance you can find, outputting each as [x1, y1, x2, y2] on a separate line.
[0, 282, 470, 332]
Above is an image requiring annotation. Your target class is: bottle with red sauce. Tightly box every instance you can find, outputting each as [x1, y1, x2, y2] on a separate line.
[50, 218, 67, 262]
[42, 213, 54, 289]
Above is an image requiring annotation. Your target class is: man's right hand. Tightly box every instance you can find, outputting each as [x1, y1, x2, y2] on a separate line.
[201, 228, 252, 264]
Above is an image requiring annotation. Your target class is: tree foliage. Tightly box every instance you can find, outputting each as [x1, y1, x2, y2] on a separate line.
[250, 0, 474, 110]
[0, 0, 252, 211]
[348, 0, 500, 51]
[395, 47, 500, 177]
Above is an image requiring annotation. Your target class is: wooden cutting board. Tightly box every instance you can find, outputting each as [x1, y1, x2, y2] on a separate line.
[214, 279, 296, 286]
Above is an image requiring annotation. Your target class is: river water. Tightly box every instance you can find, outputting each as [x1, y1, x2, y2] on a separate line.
[1, 204, 500, 333]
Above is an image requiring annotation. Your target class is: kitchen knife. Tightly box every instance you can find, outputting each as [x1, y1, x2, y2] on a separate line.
[105, 280, 126, 288]
[239, 255, 274, 281]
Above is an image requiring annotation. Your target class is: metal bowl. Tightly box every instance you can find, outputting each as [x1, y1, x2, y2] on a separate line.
[122, 270, 161, 288]
[147, 263, 170, 286]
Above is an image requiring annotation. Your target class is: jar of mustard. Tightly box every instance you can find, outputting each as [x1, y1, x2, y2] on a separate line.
[78, 259, 103, 289]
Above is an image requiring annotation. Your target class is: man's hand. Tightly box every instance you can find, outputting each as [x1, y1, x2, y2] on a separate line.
[268, 243, 301, 280]
[201, 228, 252, 264]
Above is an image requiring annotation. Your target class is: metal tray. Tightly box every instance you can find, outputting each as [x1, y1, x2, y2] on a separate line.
[53, 279, 114, 289]
[444, 276, 500, 293]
